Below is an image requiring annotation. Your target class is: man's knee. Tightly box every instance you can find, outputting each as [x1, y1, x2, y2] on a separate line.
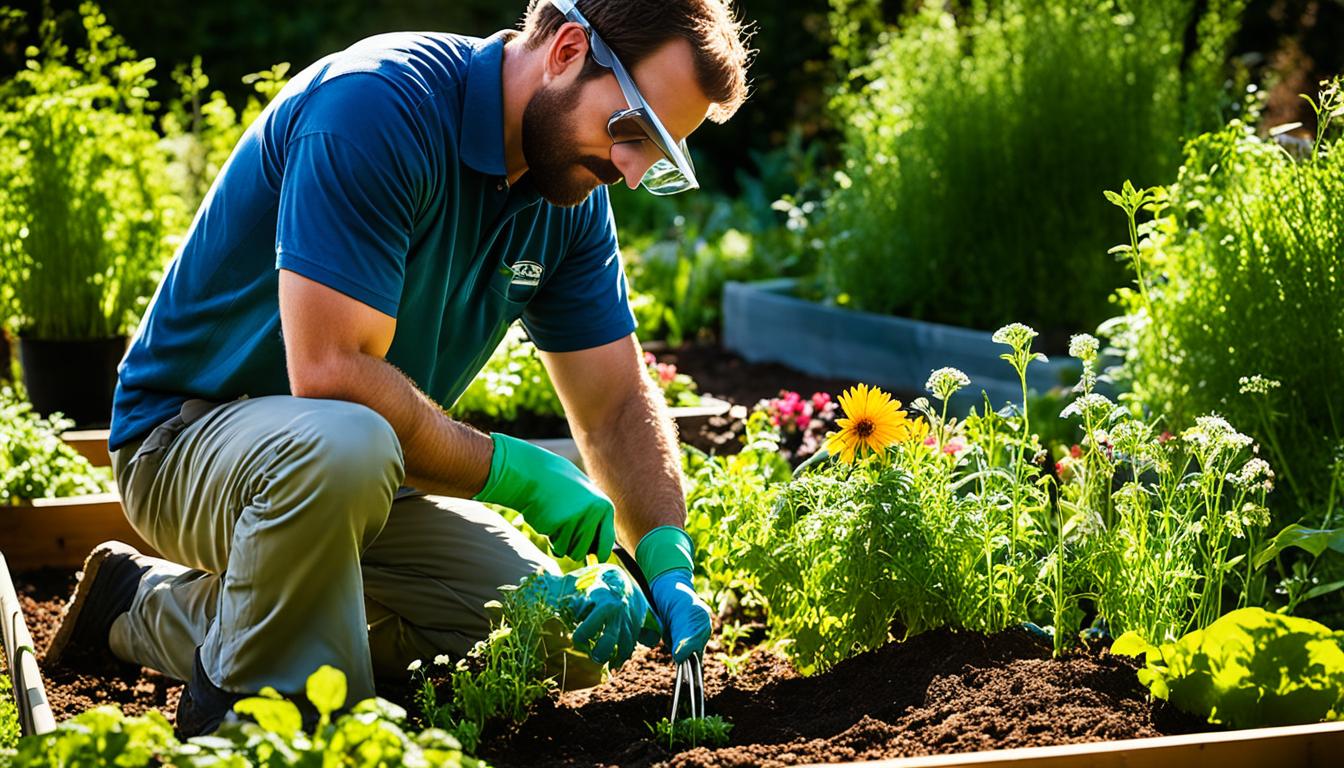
[266, 401, 404, 530]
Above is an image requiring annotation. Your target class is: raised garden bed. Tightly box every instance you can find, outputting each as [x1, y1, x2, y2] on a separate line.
[722, 279, 1080, 408]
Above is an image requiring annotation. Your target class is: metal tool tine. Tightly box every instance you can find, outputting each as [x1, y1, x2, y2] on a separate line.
[692, 653, 705, 719]
[670, 658, 685, 727]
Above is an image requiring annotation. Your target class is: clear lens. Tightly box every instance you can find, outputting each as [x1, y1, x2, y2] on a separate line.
[640, 158, 694, 195]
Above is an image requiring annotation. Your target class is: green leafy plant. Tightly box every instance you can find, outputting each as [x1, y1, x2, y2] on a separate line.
[1101, 77, 1344, 532]
[0, 670, 18, 751]
[0, 387, 111, 503]
[454, 325, 565, 422]
[822, 0, 1247, 334]
[454, 324, 703, 424]
[0, 2, 186, 340]
[647, 715, 734, 749]
[3, 666, 485, 766]
[691, 322, 1273, 674]
[1113, 608, 1344, 729]
[412, 574, 573, 753]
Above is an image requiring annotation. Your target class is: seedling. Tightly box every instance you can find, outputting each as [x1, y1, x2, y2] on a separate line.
[647, 714, 734, 749]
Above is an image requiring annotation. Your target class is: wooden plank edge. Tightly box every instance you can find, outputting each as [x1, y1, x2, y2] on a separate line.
[808, 719, 1344, 768]
[0, 551, 56, 736]
[60, 429, 112, 468]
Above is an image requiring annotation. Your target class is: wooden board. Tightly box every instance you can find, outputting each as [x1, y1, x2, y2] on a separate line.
[1, 551, 55, 735]
[61, 429, 111, 468]
[0, 493, 158, 570]
[816, 719, 1344, 768]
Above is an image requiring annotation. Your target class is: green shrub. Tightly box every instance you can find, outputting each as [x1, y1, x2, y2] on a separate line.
[1102, 79, 1344, 531]
[0, 387, 110, 503]
[0, 3, 186, 340]
[822, 0, 1245, 334]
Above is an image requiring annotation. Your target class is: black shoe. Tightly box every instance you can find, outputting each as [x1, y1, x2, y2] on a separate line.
[46, 541, 151, 666]
[175, 647, 247, 738]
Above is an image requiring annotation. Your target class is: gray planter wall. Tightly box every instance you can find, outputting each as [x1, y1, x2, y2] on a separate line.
[722, 279, 1080, 409]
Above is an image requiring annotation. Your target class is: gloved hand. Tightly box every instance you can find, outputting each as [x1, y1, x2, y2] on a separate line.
[636, 527, 713, 663]
[522, 565, 659, 667]
[474, 433, 615, 561]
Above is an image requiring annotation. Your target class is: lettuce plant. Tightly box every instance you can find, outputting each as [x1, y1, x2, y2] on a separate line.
[1113, 608, 1344, 729]
[0, 387, 111, 503]
[2, 666, 484, 767]
[0, 672, 17, 752]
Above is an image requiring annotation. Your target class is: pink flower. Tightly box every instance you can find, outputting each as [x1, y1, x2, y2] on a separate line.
[1069, 444, 1083, 459]
[658, 364, 677, 383]
[1158, 431, 1174, 444]
[943, 436, 968, 456]
[644, 352, 657, 366]
[811, 392, 832, 411]
[924, 434, 938, 447]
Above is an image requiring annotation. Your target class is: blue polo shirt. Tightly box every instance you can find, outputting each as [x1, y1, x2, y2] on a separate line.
[109, 31, 636, 452]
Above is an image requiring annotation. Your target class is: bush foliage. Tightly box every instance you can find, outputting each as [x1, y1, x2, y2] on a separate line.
[822, 0, 1246, 334]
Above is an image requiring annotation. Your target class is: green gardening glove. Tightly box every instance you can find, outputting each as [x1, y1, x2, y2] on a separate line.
[522, 565, 660, 667]
[474, 433, 615, 561]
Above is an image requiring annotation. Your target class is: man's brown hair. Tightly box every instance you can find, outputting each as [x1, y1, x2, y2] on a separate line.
[519, 0, 752, 124]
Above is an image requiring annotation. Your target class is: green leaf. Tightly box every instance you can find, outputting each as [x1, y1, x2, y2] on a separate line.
[234, 696, 303, 739]
[306, 665, 347, 718]
[1253, 524, 1344, 569]
[1111, 631, 1158, 658]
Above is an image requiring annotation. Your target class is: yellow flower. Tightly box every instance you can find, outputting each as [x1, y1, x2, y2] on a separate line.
[824, 384, 918, 464]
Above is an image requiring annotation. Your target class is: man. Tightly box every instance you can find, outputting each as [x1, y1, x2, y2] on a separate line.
[48, 0, 751, 736]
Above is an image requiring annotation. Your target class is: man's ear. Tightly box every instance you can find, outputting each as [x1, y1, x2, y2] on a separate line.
[544, 22, 590, 82]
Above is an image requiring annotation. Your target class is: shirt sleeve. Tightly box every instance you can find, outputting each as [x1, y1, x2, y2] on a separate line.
[522, 186, 637, 352]
[274, 74, 429, 318]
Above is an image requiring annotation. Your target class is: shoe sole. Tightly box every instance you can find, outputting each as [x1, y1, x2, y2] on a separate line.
[45, 540, 139, 665]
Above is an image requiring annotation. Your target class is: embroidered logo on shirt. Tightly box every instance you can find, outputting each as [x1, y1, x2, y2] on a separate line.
[510, 260, 544, 287]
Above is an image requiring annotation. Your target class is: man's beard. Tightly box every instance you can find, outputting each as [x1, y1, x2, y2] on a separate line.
[521, 79, 623, 207]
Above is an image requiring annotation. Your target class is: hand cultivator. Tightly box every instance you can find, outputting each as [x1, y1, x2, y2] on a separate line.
[611, 544, 708, 725]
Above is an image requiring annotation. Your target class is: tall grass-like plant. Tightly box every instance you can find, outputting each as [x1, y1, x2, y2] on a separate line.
[1101, 77, 1344, 530]
[822, 0, 1246, 334]
[0, 3, 184, 340]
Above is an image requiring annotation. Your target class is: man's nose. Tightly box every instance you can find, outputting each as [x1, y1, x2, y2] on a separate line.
[611, 143, 658, 190]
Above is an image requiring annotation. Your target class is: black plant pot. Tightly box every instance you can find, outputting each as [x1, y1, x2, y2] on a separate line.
[18, 336, 126, 428]
[0, 328, 11, 383]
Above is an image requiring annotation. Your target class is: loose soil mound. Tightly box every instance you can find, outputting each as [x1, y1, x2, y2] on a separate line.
[481, 630, 1208, 768]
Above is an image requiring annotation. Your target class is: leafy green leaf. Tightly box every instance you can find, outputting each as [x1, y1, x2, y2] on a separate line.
[233, 696, 302, 739]
[1254, 524, 1344, 569]
[306, 664, 347, 718]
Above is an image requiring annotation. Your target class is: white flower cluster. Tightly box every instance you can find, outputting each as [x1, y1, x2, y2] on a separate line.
[926, 367, 971, 401]
[1237, 375, 1282, 396]
[1182, 415, 1254, 461]
[992, 322, 1039, 350]
[1061, 393, 1117, 423]
[1226, 457, 1275, 493]
[1068, 333, 1100, 362]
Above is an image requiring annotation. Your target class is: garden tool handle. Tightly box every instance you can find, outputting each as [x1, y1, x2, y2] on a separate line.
[611, 543, 654, 603]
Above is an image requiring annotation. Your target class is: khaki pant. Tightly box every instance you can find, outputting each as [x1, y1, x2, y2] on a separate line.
[108, 394, 584, 703]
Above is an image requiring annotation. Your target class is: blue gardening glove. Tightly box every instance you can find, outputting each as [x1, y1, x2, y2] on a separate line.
[474, 433, 615, 561]
[523, 565, 655, 667]
[636, 526, 713, 663]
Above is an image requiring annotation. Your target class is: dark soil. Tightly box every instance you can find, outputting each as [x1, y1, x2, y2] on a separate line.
[18, 568, 182, 722]
[19, 566, 1206, 765]
[477, 629, 1208, 768]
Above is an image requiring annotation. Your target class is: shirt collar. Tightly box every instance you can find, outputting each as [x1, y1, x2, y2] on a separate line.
[460, 30, 515, 177]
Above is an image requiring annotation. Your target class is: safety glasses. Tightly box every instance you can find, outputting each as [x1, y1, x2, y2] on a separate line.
[549, 0, 699, 195]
